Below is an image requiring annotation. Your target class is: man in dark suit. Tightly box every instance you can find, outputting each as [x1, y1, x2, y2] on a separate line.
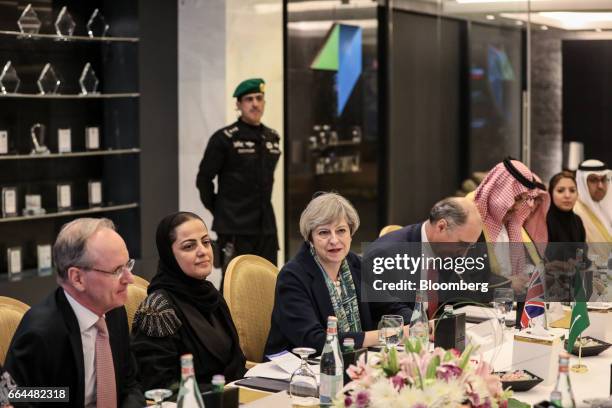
[5, 218, 145, 408]
[371, 197, 492, 316]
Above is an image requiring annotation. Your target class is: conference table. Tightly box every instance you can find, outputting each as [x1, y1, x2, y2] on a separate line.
[234, 326, 612, 407]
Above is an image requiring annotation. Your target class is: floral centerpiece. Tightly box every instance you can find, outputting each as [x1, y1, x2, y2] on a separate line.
[336, 340, 513, 408]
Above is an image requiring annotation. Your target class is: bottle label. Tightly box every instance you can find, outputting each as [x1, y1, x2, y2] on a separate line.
[319, 373, 343, 404]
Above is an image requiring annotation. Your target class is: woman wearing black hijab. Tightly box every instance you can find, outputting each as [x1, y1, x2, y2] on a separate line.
[131, 212, 245, 393]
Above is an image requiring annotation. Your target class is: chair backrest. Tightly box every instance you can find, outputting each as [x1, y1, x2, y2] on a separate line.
[132, 275, 150, 290]
[379, 224, 403, 237]
[223, 255, 279, 364]
[0, 296, 29, 364]
[125, 284, 148, 331]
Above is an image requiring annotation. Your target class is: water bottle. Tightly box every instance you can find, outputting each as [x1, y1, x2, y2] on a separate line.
[177, 354, 205, 408]
[319, 316, 344, 405]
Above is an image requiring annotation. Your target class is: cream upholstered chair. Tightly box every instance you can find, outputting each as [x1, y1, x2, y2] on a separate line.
[0, 296, 29, 364]
[132, 275, 150, 290]
[223, 255, 279, 367]
[379, 224, 403, 237]
[125, 284, 148, 330]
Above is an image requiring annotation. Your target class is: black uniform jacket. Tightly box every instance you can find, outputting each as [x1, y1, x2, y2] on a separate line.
[196, 119, 281, 235]
[4, 288, 144, 408]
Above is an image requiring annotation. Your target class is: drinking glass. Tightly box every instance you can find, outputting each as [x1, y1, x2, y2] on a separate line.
[289, 347, 318, 407]
[144, 388, 172, 407]
[380, 314, 404, 348]
[493, 288, 514, 331]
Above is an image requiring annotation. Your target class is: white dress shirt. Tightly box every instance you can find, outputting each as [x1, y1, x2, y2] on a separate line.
[64, 290, 102, 408]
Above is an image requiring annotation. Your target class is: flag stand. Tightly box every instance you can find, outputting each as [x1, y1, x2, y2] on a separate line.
[571, 335, 588, 373]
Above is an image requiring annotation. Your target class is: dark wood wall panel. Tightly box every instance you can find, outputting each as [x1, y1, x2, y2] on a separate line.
[387, 11, 462, 225]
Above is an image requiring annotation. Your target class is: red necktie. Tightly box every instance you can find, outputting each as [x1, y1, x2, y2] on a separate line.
[95, 317, 117, 408]
[427, 268, 438, 319]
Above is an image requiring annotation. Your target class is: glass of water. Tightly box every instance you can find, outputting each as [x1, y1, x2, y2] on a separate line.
[289, 347, 319, 407]
[144, 388, 172, 407]
[493, 288, 514, 332]
[380, 315, 404, 348]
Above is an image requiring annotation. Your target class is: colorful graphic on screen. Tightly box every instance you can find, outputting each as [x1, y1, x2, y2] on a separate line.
[311, 23, 362, 116]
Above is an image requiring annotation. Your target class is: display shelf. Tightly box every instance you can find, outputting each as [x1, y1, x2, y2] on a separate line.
[0, 30, 139, 43]
[0, 148, 140, 160]
[0, 93, 139, 99]
[0, 202, 138, 223]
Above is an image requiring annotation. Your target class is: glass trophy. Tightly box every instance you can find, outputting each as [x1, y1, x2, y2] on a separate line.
[85, 127, 100, 150]
[7, 247, 22, 278]
[57, 183, 72, 211]
[88, 181, 102, 207]
[57, 128, 72, 153]
[0, 61, 20, 94]
[0, 130, 8, 154]
[17, 4, 41, 35]
[37, 63, 61, 95]
[30, 123, 50, 155]
[23, 194, 45, 216]
[87, 9, 109, 38]
[37, 244, 53, 273]
[79, 63, 99, 94]
[54, 6, 76, 37]
[2, 187, 18, 217]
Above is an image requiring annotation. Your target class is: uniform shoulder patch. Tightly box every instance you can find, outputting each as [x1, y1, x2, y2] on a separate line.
[223, 125, 239, 139]
[133, 291, 182, 338]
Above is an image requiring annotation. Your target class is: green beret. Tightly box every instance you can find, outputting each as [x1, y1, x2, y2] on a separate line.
[233, 78, 266, 98]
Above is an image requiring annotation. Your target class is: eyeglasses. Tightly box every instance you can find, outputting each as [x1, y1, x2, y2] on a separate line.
[77, 259, 135, 278]
[587, 175, 610, 185]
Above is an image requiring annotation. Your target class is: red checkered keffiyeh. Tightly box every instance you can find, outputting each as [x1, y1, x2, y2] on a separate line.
[474, 160, 549, 275]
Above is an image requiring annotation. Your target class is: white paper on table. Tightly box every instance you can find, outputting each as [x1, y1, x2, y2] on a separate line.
[242, 391, 292, 408]
[266, 350, 303, 374]
[244, 359, 320, 381]
[455, 305, 516, 321]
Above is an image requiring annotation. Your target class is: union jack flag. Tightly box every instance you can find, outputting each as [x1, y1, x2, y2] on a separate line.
[520, 268, 545, 329]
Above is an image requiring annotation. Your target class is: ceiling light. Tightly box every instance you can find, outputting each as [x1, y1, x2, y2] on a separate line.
[486, 14, 495, 20]
[541, 25, 549, 30]
[515, 20, 524, 26]
[595, 28, 603, 32]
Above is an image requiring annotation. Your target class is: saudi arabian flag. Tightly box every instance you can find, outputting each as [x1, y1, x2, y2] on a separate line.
[566, 273, 590, 352]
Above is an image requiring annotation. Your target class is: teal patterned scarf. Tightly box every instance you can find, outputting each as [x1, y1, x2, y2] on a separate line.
[309, 244, 362, 333]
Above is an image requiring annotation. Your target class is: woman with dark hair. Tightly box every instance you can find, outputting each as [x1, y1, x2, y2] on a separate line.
[545, 171, 594, 301]
[131, 212, 245, 393]
[546, 171, 587, 249]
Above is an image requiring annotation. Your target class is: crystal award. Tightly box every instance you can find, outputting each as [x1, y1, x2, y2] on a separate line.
[0, 61, 20, 94]
[37, 63, 61, 95]
[17, 4, 41, 35]
[54, 6, 76, 37]
[87, 9, 109, 38]
[30, 123, 50, 155]
[79, 63, 99, 94]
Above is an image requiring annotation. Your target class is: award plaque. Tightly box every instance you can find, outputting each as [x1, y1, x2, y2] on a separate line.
[7, 247, 22, 277]
[58, 128, 72, 153]
[17, 4, 41, 35]
[37, 63, 61, 95]
[23, 194, 45, 216]
[37, 244, 52, 271]
[79, 63, 99, 95]
[88, 181, 102, 207]
[54, 6, 76, 37]
[2, 187, 17, 217]
[30, 123, 49, 155]
[0, 130, 8, 154]
[87, 9, 109, 38]
[85, 127, 100, 150]
[0, 61, 20, 94]
[56, 183, 72, 211]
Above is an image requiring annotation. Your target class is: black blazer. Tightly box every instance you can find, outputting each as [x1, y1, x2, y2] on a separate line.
[376, 222, 500, 306]
[264, 243, 412, 356]
[5, 288, 144, 408]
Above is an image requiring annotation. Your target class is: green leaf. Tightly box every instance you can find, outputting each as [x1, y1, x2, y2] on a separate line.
[443, 350, 453, 362]
[507, 398, 530, 408]
[382, 346, 400, 376]
[425, 355, 440, 379]
[458, 344, 474, 370]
